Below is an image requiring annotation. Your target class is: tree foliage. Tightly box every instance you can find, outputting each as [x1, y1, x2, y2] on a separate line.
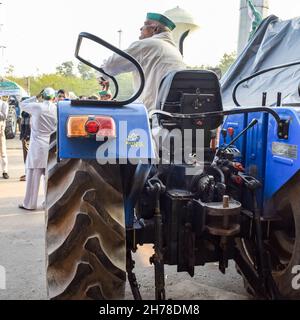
[6, 52, 236, 98]
[7, 74, 99, 97]
[218, 52, 237, 75]
[78, 62, 97, 80]
[56, 61, 75, 77]
[7, 73, 133, 98]
[187, 52, 237, 79]
[5, 64, 15, 76]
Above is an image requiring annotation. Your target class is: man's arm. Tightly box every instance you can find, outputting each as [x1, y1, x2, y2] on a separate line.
[100, 40, 142, 77]
[20, 96, 40, 115]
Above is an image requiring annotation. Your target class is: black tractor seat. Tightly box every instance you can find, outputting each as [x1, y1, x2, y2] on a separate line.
[153, 70, 223, 158]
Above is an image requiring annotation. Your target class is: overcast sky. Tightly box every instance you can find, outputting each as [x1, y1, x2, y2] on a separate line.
[0, 0, 300, 76]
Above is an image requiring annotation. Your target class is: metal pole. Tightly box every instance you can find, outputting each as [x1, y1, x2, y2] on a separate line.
[117, 29, 122, 49]
[27, 77, 31, 96]
[237, 0, 269, 54]
[0, 45, 5, 78]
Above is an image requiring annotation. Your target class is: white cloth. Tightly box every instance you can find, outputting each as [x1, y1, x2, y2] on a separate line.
[23, 168, 45, 210]
[101, 32, 186, 111]
[0, 100, 9, 121]
[20, 97, 57, 169]
[0, 120, 8, 173]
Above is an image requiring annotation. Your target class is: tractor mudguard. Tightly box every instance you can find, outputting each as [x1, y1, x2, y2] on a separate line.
[57, 100, 155, 163]
[46, 101, 155, 299]
[221, 106, 300, 216]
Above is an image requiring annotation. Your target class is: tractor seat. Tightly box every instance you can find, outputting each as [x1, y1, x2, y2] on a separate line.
[156, 70, 223, 132]
[153, 70, 223, 156]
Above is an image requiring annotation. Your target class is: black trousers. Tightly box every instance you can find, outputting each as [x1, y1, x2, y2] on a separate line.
[22, 139, 30, 164]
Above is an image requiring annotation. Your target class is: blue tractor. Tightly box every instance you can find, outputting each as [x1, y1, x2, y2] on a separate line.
[45, 31, 300, 300]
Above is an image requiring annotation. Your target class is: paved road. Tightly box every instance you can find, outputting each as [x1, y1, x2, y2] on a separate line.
[0, 137, 249, 300]
[0, 137, 47, 300]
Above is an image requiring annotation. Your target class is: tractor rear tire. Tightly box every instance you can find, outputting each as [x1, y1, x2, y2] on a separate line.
[236, 172, 300, 300]
[45, 138, 126, 300]
[5, 106, 17, 139]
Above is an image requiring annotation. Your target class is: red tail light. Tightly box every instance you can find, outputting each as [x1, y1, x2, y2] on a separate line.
[85, 120, 100, 134]
[95, 116, 116, 138]
[67, 115, 116, 138]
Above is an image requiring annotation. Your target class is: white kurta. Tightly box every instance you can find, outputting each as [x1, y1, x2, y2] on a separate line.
[101, 32, 186, 111]
[20, 97, 57, 169]
[0, 100, 9, 122]
[20, 97, 57, 210]
[0, 100, 9, 173]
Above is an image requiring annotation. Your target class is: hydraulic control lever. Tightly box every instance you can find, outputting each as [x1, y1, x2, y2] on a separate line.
[218, 119, 258, 157]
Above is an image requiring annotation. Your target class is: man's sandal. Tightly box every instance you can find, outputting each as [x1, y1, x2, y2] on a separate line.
[18, 204, 35, 211]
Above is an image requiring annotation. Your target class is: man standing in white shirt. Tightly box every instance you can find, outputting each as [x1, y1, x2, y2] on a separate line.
[19, 88, 57, 210]
[0, 96, 9, 179]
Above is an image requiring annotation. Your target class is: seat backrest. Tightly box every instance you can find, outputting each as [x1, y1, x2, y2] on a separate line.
[156, 70, 223, 131]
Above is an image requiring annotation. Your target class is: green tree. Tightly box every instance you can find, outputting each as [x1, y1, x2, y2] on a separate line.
[115, 73, 134, 100]
[5, 64, 15, 76]
[217, 52, 236, 75]
[78, 62, 97, 80]
[56, 61, 75, 77]
[7, 73, 99, 97]
[187, 52, 236, 78]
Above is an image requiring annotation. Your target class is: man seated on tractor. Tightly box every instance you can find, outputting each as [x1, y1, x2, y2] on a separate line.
[99, 12, 186, 111]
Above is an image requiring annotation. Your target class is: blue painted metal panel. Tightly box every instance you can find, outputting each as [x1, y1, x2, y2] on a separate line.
[244, 112, 269, 205]
[57, 101, 155, 162]
[264, 107, 300, 203]
[221, 111, 268, 206]
[221, 107, 300, 216]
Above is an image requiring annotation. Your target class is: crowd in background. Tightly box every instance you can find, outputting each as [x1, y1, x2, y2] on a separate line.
[0, 85, 112, 211]
[0, 10, 185, 212]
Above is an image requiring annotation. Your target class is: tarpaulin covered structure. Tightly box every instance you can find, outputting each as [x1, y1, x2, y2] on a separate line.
[0, 79, 29, 98]
[221, 15, 300, 107]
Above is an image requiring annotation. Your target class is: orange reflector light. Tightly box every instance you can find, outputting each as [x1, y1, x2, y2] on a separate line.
[95, 116, 116, 138]
[67, 115, 116, 138]
[67, 116, 89, 137]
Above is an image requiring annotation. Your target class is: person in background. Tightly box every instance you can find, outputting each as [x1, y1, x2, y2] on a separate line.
[0, 96, 9, 179]
[56, 89, 69, 102]
[19, 97, 31, 182]
[99, 89, 112, 101]
[88, 94, 100, 100]
[98, 77, 113, 101]
[19, 88, 57, 211]
[68, 92, 78, 100]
